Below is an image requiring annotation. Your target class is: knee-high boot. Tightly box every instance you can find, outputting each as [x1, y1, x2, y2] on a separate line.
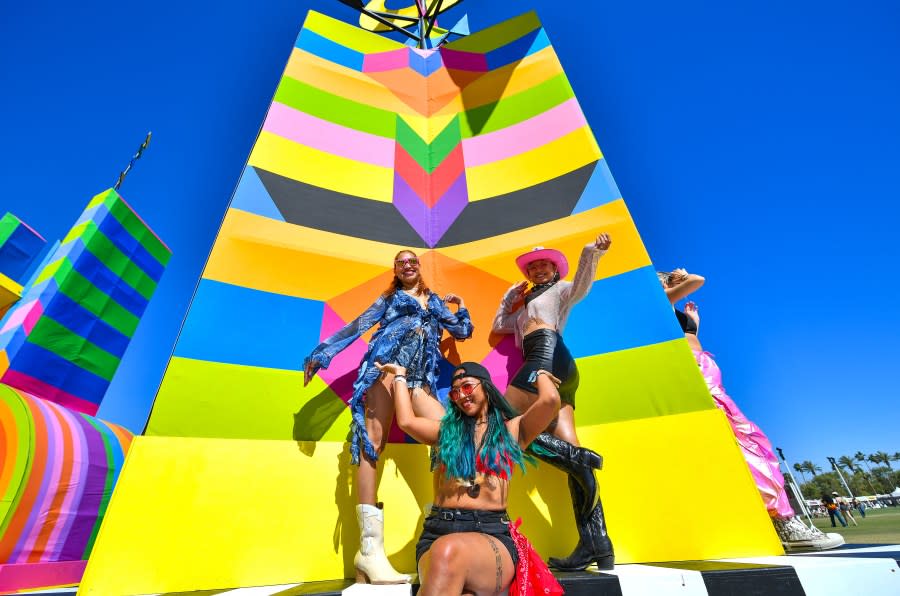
[354, 503, 410, 584]
[530, 433, 614, 571]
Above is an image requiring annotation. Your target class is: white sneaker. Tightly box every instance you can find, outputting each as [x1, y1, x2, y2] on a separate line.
[773, 516, 845, 551]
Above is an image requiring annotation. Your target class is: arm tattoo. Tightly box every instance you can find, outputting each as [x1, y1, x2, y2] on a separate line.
[484, 535, 503, 594]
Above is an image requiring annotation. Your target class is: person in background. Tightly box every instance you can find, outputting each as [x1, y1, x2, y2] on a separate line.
[660, 268, 843, 550]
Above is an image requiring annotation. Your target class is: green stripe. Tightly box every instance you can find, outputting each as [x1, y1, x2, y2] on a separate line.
[274, 77, 396, 139]
[26, 317, 120, 381]
[445, 11, 540, 53]
[395, 116, 461, 173]
[50, 258, 139, 337]
[80, 415, 116, 558]
[460, 73, 574, 138]
[0, 387, 35, 537]
[575, 338, 715, 426]
[94, 189, 171, 266]
[64, 222, 158, 301]
[0, 213, 21, 246]
[304, 10, 403, 54]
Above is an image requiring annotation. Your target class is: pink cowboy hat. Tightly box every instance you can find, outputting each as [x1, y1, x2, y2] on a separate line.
[515, 246, 569, 279]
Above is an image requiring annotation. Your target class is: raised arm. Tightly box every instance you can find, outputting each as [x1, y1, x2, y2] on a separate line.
[437, 293, 474, 339]
[563, 233, 611, 304]
[375, 363, 440, 445]
[492, 281, 527, 333]
[303, 296, 387, 385]
[514, 371, 561, 448]
[664, 268, 705, 304]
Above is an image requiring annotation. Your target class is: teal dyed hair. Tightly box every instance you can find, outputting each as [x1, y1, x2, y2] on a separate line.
[436, 371, 533, 481]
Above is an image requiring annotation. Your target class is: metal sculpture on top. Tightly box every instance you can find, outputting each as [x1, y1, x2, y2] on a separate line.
[338, 0, 468, 48]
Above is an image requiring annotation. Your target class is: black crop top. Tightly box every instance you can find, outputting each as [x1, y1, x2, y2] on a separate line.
[676, 308, 698, 335]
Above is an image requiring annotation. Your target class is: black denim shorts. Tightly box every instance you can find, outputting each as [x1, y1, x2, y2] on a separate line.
[415, 506, 518, 566]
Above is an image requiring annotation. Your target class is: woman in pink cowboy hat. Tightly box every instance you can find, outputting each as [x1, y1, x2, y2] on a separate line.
[492, 233, 615, 571]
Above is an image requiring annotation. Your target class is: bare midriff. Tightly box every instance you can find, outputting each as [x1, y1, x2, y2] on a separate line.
[432, 470, 509, 512]
[684, 333, 702, 352]
[523, 317, 554, 336]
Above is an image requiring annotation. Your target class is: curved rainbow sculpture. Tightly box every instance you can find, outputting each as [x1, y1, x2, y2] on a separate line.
[0, 385, 131, 591]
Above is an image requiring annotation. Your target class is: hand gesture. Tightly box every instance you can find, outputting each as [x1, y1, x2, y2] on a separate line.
[510, 280, 528, 296]
[375, 362, 407, 377]
[594, 233, 612, 251]
[685, 301, 700, 322]
[303, 359, 319, 387]
[443, 293, 465, 309]
[530, 369, 562, 387]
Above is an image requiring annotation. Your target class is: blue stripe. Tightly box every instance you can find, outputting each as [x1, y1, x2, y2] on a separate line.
[295, 28, 364, 71]
[0, 224, 46, 283]
[93, 205, 165, 282]
[485, 27, 550, 71]
[62, 240, 149, 318]
[0, 324, 28, 355]
[12, 341, 108, 404]
[566, 266, 683, 358]
[572, 159, 622, 214]
[174, 279, 325, 370]
[231, 167, 285, 221]
[43, 290, 130, 358]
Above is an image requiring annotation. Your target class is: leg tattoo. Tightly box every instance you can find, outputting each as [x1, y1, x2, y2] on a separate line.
[484, 535, 503, 594]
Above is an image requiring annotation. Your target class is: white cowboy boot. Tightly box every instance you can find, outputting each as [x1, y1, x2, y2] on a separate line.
[354, 504, 410, 584]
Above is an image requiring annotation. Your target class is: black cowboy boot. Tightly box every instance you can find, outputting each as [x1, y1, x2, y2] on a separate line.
[529, 433, 614, 571]
[548, 478, 615, 571]
[530, 433, 602, 517]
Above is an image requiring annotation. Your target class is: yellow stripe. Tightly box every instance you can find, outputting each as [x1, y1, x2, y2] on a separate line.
[441, 199, 651, 283]
[398, 113, 458, 143]
[248, 131, 393, 202]
[466, 126, 601, 201]
[203, 209, 407, 300]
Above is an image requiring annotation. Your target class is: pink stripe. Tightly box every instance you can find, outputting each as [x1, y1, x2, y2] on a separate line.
[462, 98, 587, 167]
[441, 49, 488, 72]
[39, 401, 79, 562]
[113, 194, 171, 253]
[0, 371, 99, 415]
[0, 560, 86, 592]
[362, 48, 408, 72]
[13, 217, 46, 241]
[263, 102, 395, 168]
[0, 300, 43, 335]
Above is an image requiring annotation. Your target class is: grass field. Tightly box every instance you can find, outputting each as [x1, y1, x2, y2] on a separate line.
[811, 507, 900, 544]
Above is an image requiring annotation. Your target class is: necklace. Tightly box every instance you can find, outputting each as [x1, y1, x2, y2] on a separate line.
[466, 425, 486, 497]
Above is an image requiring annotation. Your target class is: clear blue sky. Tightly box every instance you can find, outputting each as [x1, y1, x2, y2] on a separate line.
[1, 1, 897, 475]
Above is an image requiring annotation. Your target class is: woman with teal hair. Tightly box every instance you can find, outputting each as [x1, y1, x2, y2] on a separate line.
[376, 360, 564, 596]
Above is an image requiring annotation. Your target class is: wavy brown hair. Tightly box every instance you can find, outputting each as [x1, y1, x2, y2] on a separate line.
[382, 250, 431, 298]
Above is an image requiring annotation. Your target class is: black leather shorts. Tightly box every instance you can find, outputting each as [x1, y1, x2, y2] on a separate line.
[415, 507, 518, 566]
[510, 328, 579, 407]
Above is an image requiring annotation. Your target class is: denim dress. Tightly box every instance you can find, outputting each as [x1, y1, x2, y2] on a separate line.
[304, 290, 473, 464]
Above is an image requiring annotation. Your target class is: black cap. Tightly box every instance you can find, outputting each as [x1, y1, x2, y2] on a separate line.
[453, 361, 493, 384]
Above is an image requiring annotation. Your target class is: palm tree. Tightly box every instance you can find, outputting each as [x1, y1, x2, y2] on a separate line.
[856, 451, 883, 493]
[793, 462, 808, 484]
[875, 451, 894, 470]
[800, 460, 821, 477]
[837, 455, 856, 473]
